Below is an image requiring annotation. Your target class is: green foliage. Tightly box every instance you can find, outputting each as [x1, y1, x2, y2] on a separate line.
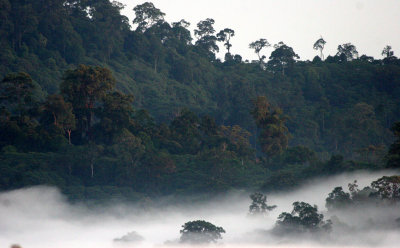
[251, 96, 290, 157]
[180, 220, 225, 244]
[249, 38, 270, 64]
[60, 64, 115, 142]
[133, 2, 165, 32]
[268, 42, 300, 75]
[0, 0, 399, 202]
[387, 122, 400, 168]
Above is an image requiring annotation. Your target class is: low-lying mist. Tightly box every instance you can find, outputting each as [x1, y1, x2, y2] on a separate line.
[1, 170, 399, 248]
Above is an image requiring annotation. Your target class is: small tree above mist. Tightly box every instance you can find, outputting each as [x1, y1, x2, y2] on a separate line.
[325, 186, 352, 210]
[273, 201, 332, 234]
[180, 220, 225, 244]
[248, 192, 276, 217]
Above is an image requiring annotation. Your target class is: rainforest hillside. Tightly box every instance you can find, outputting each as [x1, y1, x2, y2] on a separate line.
[1, 0, 400, 201]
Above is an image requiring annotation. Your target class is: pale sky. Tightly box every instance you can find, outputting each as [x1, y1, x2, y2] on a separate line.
[119, 0, 400, 61]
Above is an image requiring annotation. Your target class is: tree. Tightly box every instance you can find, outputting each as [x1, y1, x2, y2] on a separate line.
[194, 18, 219, 54]
[248, 192, 276, 216]
[274, 201, 331, 234]
[313, 37, 326, 60]
[42, 94, 76, 144]
[97, 91, 134, 143]
[325, 186, 352, 211]
[132, 2, 165, 32]
[169, 108, 201, 154]
[387, 122, 400, 168]
[336, 43, 358, 61]
[251, 96, 290, 157]
[171, 19, 192, 44]
[217, 28, 235, 54]
[371, 175, 400, 203]
[60, 65, 115, 141]
[249, 38, 270, 65]
[219, 125, 254, 158]
[0, 72, 36, 117]
[180, 220, 225, 244]
[382, 45, 397, 64]
[268, 42, 299, 75]
[382, 45, 394, 58]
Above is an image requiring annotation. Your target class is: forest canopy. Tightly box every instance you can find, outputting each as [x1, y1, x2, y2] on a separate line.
[0, 0, 400, 201]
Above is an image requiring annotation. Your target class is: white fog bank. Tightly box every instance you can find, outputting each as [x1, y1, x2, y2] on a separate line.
[0, 170, 399, 248]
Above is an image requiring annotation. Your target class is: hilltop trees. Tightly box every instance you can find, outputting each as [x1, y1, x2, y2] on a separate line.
[132, 2, 165, 32]
[382, 45, 394, 58]
[268, 42, 299, 75]
[217, 28, 235, 55]
[194, 18, 219, 55]
[249, 38, 270, 65]
[313, 37, 327, 60]
[336, 43, 358, 61]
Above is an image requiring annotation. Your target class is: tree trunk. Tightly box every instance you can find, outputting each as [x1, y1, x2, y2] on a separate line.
[52, 112, 57, 126]
[91, 161, 94, 178]
[154, 56, 158, 73]
[67, 129, 72, 145]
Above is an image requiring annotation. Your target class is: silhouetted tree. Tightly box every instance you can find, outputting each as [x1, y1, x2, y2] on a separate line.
[336, 43, 358, 61]
[313, 37, 326, 60]
[180, 220, 225, 244]
[132, 2, 165, 32]
[248, 192, 276, 216]
[249, 38, 270, 66]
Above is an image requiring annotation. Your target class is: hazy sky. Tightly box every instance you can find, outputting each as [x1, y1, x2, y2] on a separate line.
[118, 0, 400, 61]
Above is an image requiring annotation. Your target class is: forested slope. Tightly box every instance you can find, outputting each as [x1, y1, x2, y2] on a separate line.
[1, 0, 399, 201]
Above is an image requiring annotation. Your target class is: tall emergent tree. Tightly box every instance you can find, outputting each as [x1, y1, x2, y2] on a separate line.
[313, 37, 326, 60]
[249, 38, 270, 65]
[132, 2, 165, 32]
[382, 45, 394, 58]
[60, 65, 115, 141]
[336, 43, 358, 61]
[268, 42, 299, 75]
[217, 28, 235, 54]
[194, 18, 219, 54]
[251, 96, 290, 157]
[171, 19, 192, 44]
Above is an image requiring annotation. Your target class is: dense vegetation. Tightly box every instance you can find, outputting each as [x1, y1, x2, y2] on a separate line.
[1, 0, 400, 201]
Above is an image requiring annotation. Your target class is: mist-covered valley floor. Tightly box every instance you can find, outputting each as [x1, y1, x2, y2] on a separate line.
[1, 170, 399, 248]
